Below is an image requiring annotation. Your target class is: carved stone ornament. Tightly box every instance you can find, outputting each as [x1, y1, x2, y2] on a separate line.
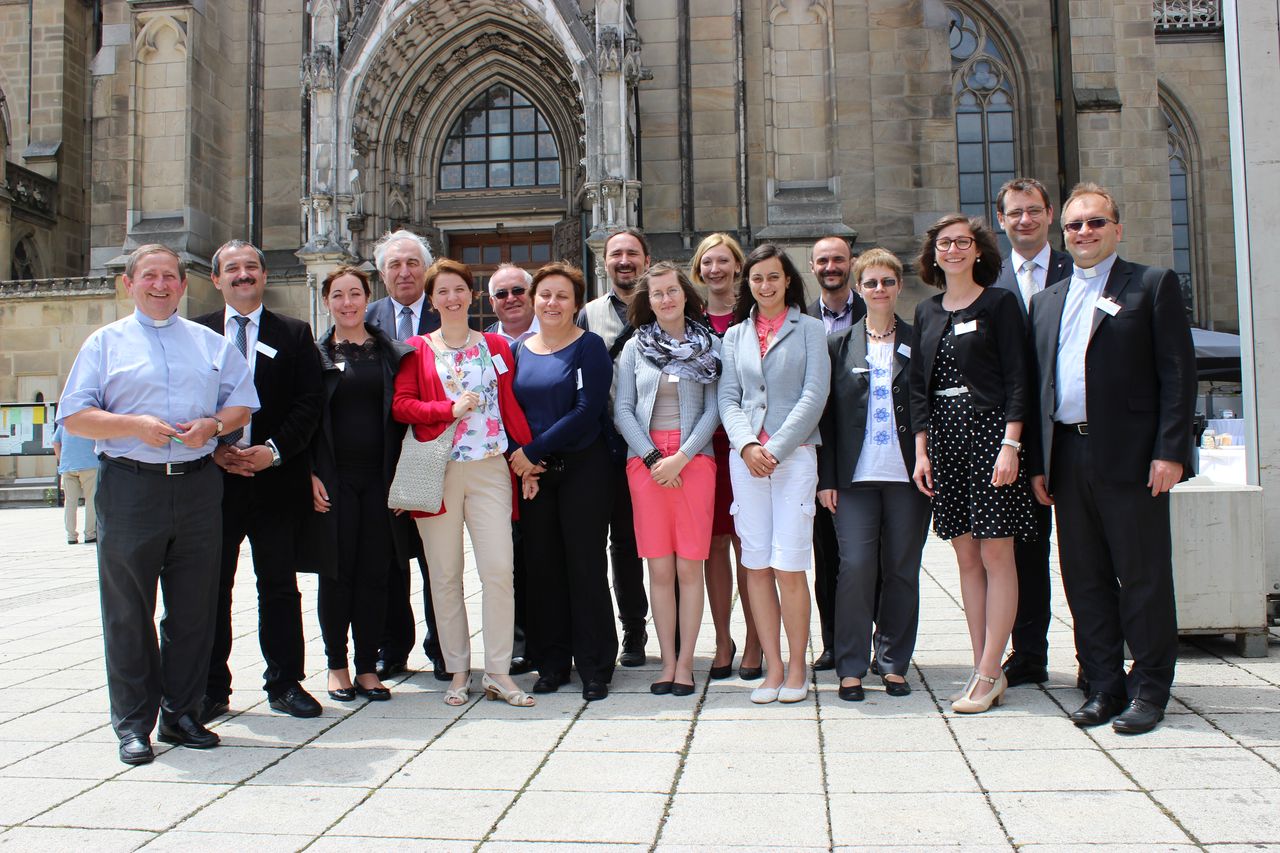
[301, 44, 336, 92]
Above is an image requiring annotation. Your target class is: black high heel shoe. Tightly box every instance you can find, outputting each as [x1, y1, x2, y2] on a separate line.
[354, 681, 391, 701]
[709, 640, 737, 680]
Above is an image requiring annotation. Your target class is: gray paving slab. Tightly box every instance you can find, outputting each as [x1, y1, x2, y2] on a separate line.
[490, 790, 668, 843]
[991, 790, 1190, 845]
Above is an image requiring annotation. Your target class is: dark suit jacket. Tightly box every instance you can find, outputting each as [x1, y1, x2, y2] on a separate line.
[818, 316, 917, 490]
[806, 291, 867, 328]
[193, 307, 324, 518]
[1026, 257, 1196, 489]
[909, 287, 1029, 432]
[994, 248, 1073, 315]
[365, 295, 440, 339]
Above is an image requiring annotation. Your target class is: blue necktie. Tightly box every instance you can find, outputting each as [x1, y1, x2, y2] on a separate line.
[396, 305, 414, 341]
[222, 315, 251, 445]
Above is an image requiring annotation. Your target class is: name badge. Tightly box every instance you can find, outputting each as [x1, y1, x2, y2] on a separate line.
[576, 368, 584, 390]
[336, 361, 346, 372]
[1095, 296, 1122, 317]
[492, 354, 509, 375]
[254, 341, 278, 359]
[667, 373, 680, 384]
[897, 343, 911, 358]
[851, 367, 870, 374]
[954, 320, 978, 336]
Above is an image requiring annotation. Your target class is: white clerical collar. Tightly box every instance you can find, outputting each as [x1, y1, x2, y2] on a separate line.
[1073, 253, 1118, 281]
[134, 309, 178, 328]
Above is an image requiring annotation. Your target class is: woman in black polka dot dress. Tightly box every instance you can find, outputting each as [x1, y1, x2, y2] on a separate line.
[909, 214, 1035, 715]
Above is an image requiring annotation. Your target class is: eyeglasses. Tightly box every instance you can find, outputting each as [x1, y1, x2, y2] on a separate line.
[1001, 206, 1047, 220]
[493, 286, 527, 300]
[934, 237, 974, 251]
[860, 277, 899, 290]
[1063, 217, 1116, 233]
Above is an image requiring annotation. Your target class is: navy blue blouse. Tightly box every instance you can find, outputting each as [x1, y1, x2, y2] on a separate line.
[513, 332, 613, 463]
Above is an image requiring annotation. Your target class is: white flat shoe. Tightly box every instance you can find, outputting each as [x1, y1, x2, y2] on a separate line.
[778, 684, 809, 703]
[750, 686, 780, 704]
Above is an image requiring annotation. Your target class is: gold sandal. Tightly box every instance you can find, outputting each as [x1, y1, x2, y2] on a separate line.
[482, 673, 536, 707]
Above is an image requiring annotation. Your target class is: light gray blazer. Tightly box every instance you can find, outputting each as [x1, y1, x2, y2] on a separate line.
[718, 305, 830, 462]
[614, 335, 721, 461]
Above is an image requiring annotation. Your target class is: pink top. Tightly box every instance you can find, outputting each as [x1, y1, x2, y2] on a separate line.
[754, 310, 787, 358]
[707, 312, 733, 335]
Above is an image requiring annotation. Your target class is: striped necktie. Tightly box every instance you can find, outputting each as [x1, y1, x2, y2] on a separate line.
[221, 315, 251, 445]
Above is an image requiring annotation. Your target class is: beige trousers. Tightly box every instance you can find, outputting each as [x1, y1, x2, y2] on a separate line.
[63, 468, 97, 541]
[415, 453, 515, 674]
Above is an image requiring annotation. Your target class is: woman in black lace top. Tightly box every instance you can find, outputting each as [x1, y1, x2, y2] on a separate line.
[304, 266, 415, 702]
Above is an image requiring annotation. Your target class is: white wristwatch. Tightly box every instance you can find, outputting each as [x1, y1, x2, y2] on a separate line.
[1000, 438, 1022, 450]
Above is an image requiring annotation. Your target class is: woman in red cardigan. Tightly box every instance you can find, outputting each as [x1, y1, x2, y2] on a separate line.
[392, 258, 536, 708]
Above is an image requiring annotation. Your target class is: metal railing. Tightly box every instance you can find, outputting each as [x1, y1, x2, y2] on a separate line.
[1154, 0, 1223, 34]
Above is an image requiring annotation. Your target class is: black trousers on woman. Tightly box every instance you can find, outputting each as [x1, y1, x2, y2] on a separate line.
[318, 465, 392, 675]
[521, 438, 619, 684]
[831, 482, 932, 679]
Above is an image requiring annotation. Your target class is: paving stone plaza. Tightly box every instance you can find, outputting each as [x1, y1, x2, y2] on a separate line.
[0, 503, 1277, 851]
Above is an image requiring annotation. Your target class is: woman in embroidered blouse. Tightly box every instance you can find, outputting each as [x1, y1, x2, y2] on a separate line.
[718, 243, 830, 704]
[614, 262, 722, 695]
[392, 258, 537, 708]
[508, 262, 619, 702]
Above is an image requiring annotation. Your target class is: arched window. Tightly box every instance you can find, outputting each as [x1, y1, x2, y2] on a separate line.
[439, 84, 560, 191]
[11, 238, 37, 281]
[948, 5, 1018, 233]
[1164, 102, 1197, 320]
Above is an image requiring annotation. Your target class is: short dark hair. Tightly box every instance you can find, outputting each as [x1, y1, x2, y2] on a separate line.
[532, 261, 587, 310]
[995, 178, 1053, 214]
[733, 243, 808, 323]
[628, 261, 707, 327]
[917, 214, 1003, 289]
[125, 244, 185, 279]
[605, 226, 651, 259]
[211, 239, 266, 277]
[321, 265, 371, 298]
[424, 258, 475, 299]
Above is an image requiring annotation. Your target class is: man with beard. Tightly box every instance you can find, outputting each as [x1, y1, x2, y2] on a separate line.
[194, 240, 324, 723]
[805, 235, 866, 671]
[576, 227, 651, 667]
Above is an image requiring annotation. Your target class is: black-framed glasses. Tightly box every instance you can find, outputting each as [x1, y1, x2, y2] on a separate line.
[1001, 206, 1047, 220]
[934, 236, 974, 251]
[860, 277, 899, 290]
[493, 286, 527, 300]
[1063, 217, 1116, 233]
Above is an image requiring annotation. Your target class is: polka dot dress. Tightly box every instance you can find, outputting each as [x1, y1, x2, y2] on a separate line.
[928, 320, 1036, 541]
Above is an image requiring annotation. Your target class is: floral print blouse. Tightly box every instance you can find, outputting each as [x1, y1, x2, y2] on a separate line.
[433, 337, 509, 462]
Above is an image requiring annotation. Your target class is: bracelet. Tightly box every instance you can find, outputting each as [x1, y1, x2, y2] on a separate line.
[1000, 438, 1022, 450]
[642, 449, 663, 469]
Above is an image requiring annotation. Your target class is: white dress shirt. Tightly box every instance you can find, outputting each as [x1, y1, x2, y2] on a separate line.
[1010, 243, 1052, 309]
[393, 293, 428, 340]
[1054, 253, 1118, 424]
[224, 303, 265, 444]
[494, 315, 540, 345]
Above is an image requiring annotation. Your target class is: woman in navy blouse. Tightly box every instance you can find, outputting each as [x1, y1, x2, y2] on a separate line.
[509, 262, 619, 702]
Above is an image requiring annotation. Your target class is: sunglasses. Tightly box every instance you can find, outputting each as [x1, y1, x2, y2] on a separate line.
[860, 277, 899, 290]
[493, 286, 527, 300]
[1063, 217, 1116, 233]
[934, 237, 974, 251]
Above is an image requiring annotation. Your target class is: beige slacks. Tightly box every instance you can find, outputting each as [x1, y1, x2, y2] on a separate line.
[63, 468, 97, 541]
[415, 454, 515, 674]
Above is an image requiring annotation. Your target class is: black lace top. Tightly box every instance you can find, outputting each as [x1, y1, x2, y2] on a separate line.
[328, 338, 384, 471]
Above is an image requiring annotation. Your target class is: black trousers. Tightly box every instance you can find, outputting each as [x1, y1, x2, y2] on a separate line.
[380, 518, 442, 666]
[1010, 499, 1054, 664]
[318, 467, 392, 675]
[512, 519, 528, 659]
[609, 459, 648, 631]
[812, 504, 840, 652]
[1051, 429, 1178, 706]
[521, 439, 619, 682]
[96, 457, 222, 738]
[831, 483, 931, 679]
[206, 476, 306, 703]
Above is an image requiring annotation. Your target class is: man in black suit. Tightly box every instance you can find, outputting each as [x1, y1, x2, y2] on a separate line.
[992, 178, 1072, 689]
[804, 235, 866, 671]
[364, 229, 446, 681]
[195, 240, 324, 721]
[1027, 182, 1196, 734]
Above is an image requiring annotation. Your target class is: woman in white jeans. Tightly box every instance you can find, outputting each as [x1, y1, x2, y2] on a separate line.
[718, 243, 830, 704]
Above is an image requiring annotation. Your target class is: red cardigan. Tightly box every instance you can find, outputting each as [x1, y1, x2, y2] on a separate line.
[392, 332, 533, 519]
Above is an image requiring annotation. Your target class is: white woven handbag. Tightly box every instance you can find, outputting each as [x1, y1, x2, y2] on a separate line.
[387, 338, 459, 513]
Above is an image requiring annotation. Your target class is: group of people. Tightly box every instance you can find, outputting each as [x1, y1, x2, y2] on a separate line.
[57, 175, 1195, 767]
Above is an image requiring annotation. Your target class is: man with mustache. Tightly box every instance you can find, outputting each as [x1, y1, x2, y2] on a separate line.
[194, 240, 325, 722]
[805, 235, 866, 671]
[576, 227, 651, 667]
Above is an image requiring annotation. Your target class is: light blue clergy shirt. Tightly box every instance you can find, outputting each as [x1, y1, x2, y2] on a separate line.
[1053, 252, 1118, 424]
[57, 309, 259, 463]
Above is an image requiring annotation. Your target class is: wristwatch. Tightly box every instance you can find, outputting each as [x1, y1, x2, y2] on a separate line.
[212, 417, 224, 437]
[1000, 438, 1022, 450]
[266, 438, 282, 468]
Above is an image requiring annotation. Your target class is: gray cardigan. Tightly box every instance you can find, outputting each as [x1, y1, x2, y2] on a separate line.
[718, 305, 830, 462]
[613, 334, 721, 460]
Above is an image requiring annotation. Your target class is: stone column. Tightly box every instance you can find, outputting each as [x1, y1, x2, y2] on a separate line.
[299, 1, 348, 263]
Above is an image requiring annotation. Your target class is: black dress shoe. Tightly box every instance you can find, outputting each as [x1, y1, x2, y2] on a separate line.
[198, 696, 230, 725]
[269, 686, 323, 718]
[118, 734, 154, 765]
[881, 676, 911, 697]
[708, 640, 737, 680]
[650, 681, 673, 695]
[582, 679, 609, 701]
[1068, 692, 1126, 727]
[355, 682, 391, 701]
[619, 628, 648, 667]
[374, 659, 407, 681]
[430, 658, 452, 682]
[869, 658, 881, 676]
[738, 661, 764, 680]
[838, 683, 865, 702]
[509, 656, 535, 675]
[1001, 654, 1049, 687]
[812, 649, 835, 671]
[328, 687, 356, 702]
[532, 671, 570, 694]
[1112, 698, 1165, 734]
[671, 680, 696, 697]
[158, 714, 220, 749]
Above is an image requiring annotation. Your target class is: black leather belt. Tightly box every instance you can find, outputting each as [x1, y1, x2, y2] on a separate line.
[1055, 422, 1088, 436]
[101, 454, 213, 475]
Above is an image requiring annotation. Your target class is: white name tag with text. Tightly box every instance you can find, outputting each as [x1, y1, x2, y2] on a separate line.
[576, 368, 584, 390]
[1095, 296, 1122, 317]
[336, 361, 346, 372]
[492, 354, 509, 375]
[255, 341, 277, 359]
[667, 373, 680, 383]
[851, 367, 871, 374]
[897, 343, 911, 358]
[954, 320, 978, 336]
